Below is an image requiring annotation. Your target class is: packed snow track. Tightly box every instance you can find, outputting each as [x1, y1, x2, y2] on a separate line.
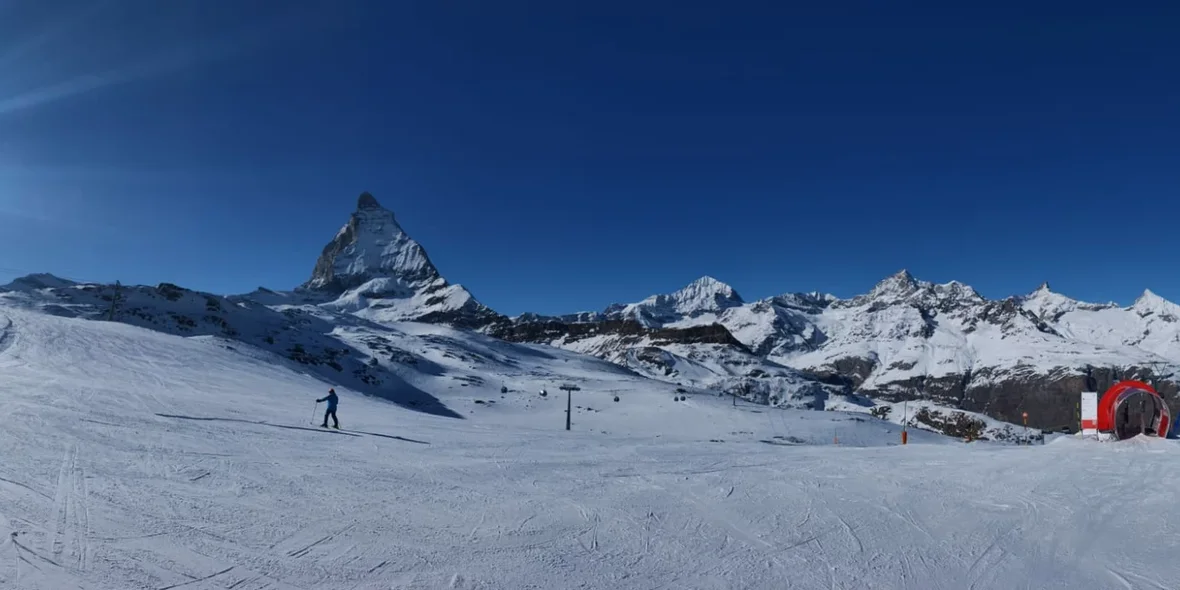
[0, 308, 1177, 589]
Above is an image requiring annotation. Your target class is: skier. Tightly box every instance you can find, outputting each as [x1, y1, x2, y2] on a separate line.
[317, 388, 339, 429]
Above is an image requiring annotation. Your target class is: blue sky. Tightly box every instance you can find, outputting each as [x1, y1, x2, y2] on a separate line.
[1, 1, 1178, 315]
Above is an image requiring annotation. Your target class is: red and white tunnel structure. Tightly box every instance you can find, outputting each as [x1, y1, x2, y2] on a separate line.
[1087, 380, 1172, 440]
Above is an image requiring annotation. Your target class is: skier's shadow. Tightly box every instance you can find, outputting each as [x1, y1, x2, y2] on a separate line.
[156, 413, 362, 437]
[155, 413, 366, 440]
[345, 430, 429, 444]
[157, 414, 430, 444]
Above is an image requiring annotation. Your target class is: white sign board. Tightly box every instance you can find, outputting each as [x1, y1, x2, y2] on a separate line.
[1081, 391, 1098, 437]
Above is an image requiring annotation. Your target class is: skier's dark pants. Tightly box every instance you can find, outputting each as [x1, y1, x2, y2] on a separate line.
[322, 408, 338, 428]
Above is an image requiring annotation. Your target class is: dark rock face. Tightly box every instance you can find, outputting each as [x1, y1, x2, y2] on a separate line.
[418, 308, 510, 332]
[357, 191, 382, 210]
[977, 367, 1180, 431]
[805, 357, 878, 389]
[490, 319, 747, 350]
[845, 364, 1180, 431]
[859, 374, 968, 408]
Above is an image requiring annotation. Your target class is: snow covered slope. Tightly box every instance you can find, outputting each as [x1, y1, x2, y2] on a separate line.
[0, 274, 702, 423]
[1, 303, 1177, 589]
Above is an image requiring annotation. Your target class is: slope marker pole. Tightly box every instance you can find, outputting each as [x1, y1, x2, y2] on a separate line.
[560, 384, 580, 431]
[106, 280, 122, 321]
[901, 399, 909, 445]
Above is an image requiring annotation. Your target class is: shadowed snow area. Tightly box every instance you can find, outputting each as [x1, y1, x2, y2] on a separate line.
[0, 307, 1177, 589]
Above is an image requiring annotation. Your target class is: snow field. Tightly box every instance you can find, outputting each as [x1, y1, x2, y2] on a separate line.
[1, 308, 1178, 589]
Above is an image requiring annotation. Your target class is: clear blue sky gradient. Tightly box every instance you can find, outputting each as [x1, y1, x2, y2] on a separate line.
[1, 0, 1178, 315]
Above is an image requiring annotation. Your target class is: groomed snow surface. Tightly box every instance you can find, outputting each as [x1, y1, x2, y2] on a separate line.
[1, 308, 1177, 590]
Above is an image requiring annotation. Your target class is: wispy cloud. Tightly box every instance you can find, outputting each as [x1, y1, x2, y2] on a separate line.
[0, 198, 105, 231]
[0, 8, 303, 116]
[0, 164, 177, 181]
[0, 0, 109, 72]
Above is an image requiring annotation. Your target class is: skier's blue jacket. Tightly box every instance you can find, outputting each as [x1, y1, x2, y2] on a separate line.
[318, 391, 338, 410]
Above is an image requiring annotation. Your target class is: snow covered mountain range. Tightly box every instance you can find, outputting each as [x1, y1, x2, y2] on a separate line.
[507, 267, 1180, 431]
[3, 192, 1176, 437]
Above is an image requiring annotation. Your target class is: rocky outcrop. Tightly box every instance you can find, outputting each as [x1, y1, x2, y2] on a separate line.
[491, 318, 747, 350]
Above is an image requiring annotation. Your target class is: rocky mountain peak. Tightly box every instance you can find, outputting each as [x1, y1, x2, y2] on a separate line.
[595, 276, 745, 328]
[869, 269, 921, 299]
[357, 191, 383, 210]
[1, 273, 78, 292]
[672, 276, 744, 309]
[1135, 288, 1166, 306]
[1025, 281, 1085, 308]
[300, 192, 441, 293]
[292, 192, 506, 330]
[1131, 289, 1180, 318]
[931, 280, 984, 303]
[837, 271, 983, 312]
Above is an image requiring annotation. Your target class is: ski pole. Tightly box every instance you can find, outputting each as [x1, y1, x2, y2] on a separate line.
[311, 401, 319, 425]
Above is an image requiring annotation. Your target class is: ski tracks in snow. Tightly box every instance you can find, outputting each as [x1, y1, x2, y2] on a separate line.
[47, 444, 91, 573]
[272, 520, 358, 560]
[569, 500, 602, 556]
[1106, 567, 1172, 590]
[0, 512, 18, 586]
[0, 443, 95, 589]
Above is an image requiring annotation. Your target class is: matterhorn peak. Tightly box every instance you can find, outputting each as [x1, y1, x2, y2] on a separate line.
[357, 191, 383, 210]
[300, 192, 440, 292]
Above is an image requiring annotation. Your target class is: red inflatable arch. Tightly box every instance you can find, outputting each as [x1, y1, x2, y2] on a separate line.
[1097, 380, 1171, 440]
